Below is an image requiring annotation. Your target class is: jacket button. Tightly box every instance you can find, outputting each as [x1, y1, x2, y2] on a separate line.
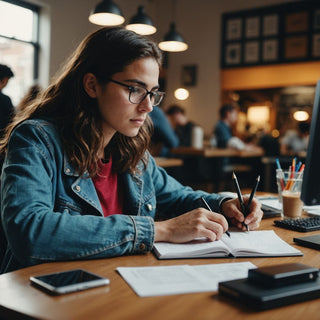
[66, 168, 71, 173]
[147, 204, 153, 211]
[139, 243, 146, 251]
[75, 185, 81, 192]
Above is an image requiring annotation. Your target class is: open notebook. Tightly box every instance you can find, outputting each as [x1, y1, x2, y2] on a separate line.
[153, 230, 302, 259]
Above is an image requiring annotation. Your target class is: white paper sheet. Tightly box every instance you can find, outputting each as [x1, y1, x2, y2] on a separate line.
[117, 262, 256, 297]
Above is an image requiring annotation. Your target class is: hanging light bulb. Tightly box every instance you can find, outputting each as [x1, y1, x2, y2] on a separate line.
[158, 22, 188, 52]
[174, 88, 189, 100]
[126, 6, 157, 35]
[293, 110, 309, 121]
[89, 0, 125, 26]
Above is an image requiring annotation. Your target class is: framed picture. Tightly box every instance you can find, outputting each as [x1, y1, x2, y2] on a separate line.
[263, 14, 279, 36]
[313, 34, 320, 57]
[226, 18, 242, 40]
[221, 1, 320, 68]
[286, 12, 308, 33]
[314, 10, 320, 30]
[245, 17, 260, 38]
[225, 43, 241, 65]
[285, 36, 308, 59]
[262, 39, 278, 61]
[181, 65, 197, 86]
[244, 41, 259, 63]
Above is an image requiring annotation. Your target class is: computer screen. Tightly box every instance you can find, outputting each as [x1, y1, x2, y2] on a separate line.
[301, 80, 320, 205]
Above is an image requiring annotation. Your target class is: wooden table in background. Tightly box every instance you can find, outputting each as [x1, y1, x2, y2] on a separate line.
[154, 157, 183, 168]
[1, 216, 320, 320]
[171, 146, 264, 158]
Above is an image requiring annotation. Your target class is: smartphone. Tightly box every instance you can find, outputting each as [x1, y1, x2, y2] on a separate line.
[30, 269, 110, 295]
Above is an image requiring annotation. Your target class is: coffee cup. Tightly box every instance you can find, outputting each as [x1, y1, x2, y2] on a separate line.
[276, 169, 303, 218]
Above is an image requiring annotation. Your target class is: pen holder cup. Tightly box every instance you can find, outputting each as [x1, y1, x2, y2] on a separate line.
[276, 169, 303, 219]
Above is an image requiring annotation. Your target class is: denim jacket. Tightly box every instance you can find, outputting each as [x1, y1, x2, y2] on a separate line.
[1, 119, 227, 273]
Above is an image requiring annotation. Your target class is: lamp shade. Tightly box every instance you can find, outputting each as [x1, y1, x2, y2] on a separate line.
[89, 0, 125, 26]
[126, 6, 157, 35]
[158, 22, 188, 52]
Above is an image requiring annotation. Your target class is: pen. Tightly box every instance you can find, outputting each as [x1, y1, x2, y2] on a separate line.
[232, 172, 248, 232]
[200, 197, 231, 238]
[247, 175, 260, 212]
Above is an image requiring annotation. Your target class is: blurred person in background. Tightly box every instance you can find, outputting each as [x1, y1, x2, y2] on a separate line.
[149, 105, 179, 157]
[0, 64, 15, 172]
[213, 104, 258, 151]
[165, 105, 195, 147]
[280, 121, 310, 155]
[0, 64, 14, 139]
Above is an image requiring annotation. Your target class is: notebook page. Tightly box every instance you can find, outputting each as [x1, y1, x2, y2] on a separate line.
[221, 230, 302, 256]
[153, 238, 230, 259]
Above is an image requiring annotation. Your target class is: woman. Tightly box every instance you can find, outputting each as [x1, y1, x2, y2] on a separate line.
[0, 27, 262, 273]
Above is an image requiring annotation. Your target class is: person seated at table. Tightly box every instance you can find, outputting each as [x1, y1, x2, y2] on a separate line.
[0, 27, 263, 274]
[280, 121, 310, 155]
[214, 104, 248, 150]
[149, 105, 179, 157]
[165, 104, 195, 147]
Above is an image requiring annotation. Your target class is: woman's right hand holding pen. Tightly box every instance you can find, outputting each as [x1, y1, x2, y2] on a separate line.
[220, 196, 263, 231]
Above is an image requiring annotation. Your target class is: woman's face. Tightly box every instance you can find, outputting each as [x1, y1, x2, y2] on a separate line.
[87, 57, 159, 144]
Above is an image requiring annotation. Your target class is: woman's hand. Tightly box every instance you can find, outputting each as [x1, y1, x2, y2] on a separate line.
[221, 196, 263, 231]
[154, 208, 229, 243]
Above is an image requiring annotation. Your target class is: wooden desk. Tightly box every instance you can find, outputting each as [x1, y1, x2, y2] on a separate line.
[154, 157, 183, 168]
[1, 218, 320, 320]
[171, 146, 264, 158]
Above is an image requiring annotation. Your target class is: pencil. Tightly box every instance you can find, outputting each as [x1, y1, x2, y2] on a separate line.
[200, 197, 231, 238]
[232, 172, 248, 232]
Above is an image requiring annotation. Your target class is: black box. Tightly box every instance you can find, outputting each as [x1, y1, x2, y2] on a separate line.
[248, 263, 319, 288]
[219, 277, 320, 310]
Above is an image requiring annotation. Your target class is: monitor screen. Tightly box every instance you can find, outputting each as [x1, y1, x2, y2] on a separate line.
[301, 80, 320, 205]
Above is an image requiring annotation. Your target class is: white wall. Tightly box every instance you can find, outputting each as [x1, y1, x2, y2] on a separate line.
[32, 0, 298, 135]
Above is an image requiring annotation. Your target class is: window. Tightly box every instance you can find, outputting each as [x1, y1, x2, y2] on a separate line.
[0, 0, 39, 106]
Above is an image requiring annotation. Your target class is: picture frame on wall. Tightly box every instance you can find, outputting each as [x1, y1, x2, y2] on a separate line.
[313, 34, 320, 57]
[262, 39, 278, 61]
[225, 43, 241, 65]
[285, 12, 308, 33]
[263, 14, 279, 36]
[245, 16, 260, 38]
[226, 18, 242, 40]
[221, 1, 320, 68]
[285, 36, 308, 59]
[244, 41, 259, 63]
[314, 10, 320, 30]
[181, 65, 197, 86]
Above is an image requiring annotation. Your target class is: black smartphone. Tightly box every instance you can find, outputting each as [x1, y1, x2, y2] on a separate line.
[30, 269, 110, 295]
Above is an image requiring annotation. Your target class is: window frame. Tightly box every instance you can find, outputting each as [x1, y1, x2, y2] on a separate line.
[0, 0, 40, 79]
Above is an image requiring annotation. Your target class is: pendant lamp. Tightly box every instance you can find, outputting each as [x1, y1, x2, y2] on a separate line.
[158, 22, 188, 52]
[126, 6, 157, 35]
[89, 0, 125, 26]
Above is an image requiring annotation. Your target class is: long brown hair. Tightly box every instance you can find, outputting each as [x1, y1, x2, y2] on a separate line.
[0, 27, 162, 177]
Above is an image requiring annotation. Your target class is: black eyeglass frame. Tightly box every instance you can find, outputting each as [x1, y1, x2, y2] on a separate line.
[108, 78, 165, 106]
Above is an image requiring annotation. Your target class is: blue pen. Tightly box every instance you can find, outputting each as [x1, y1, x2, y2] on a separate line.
[275, 158, 282, 170]
[295, 161, 302, 172]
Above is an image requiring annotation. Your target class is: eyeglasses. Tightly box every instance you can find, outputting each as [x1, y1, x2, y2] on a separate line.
[108, 79, 165, 106]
